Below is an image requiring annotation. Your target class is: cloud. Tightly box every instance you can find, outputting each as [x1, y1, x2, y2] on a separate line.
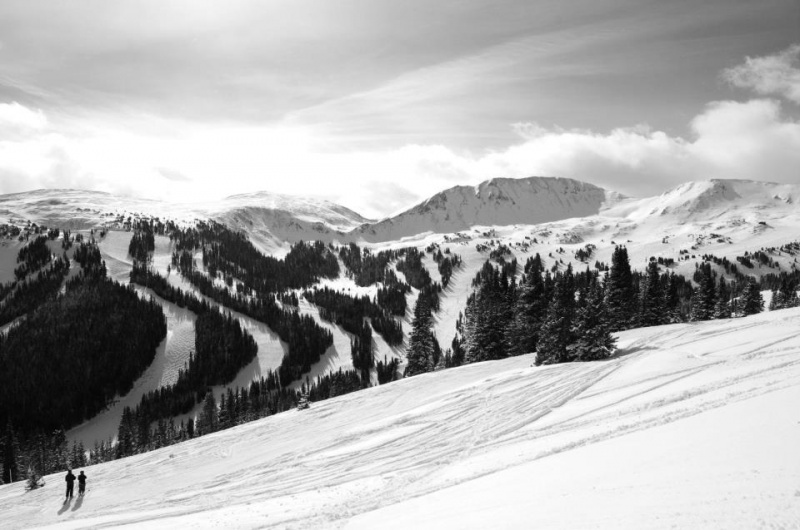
[0, 101, 47, 136]
[480, 98, 800, 197]
[723, 44, 800, 104]
[1, 45, 799, 219]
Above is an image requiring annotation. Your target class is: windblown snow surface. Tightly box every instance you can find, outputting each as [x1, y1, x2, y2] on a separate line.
[3, 308, 800, 529]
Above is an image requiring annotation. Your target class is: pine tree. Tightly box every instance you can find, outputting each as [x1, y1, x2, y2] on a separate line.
[197, 392, 218, 435]
[664, 273, 684, 322]
[568, 282, 617, 361]
[535, 267, 576, 365]
[638, 261, 666, 327]
[713, 277, 731, 319]
[741, 279, 764, 316]
[690, 263, 717, 321]
[405, 296, 437, 376]
[505, 267, 548, 356]
[605, 246, 635, 331]
[116, 407, 136, 459]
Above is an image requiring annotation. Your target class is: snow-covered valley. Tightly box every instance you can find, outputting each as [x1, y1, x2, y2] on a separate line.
[2, 307, 800, 529]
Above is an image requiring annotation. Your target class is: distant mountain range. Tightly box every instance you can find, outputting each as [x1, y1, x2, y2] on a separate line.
[2, 178, 799, 248]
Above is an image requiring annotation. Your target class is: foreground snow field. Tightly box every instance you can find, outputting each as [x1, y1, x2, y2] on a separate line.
[3, 309, 800, 529]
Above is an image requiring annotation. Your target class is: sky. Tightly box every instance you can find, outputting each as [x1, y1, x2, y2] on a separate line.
[0, 0, 798, 218]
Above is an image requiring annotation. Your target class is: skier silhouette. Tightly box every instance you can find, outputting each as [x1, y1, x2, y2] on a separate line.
[64, 470, 76, 500]
[78, 471, 87, 496]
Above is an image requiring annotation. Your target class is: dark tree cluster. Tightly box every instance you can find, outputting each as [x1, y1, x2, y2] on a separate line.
[376, 356, 401, 384]
[0, 276, 166, 435]
[303, 286, 403, 346]
[0, 255, 70, 327]
[376, 269, 411, 316]
[431, 247, 716, 375]
[350, 321, 374, 379]
[172, 221, 339, 293]
[194, 310, 258, 384]
[128, 227, 155, 263]
[14, 236, 52, 280]
[463, 260, 519, 363]
[2, 425, 88, 485]
[690, 262, 764, 320]
[73, 241, 107, 280]
[432, 249, 462, 288]
[338, 243, 397, 286]
[768, 275, 800, 311]
[574, 244, 596, 263]
[396, 247, 443, 312]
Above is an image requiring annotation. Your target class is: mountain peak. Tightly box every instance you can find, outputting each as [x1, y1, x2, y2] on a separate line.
[355, 176, 612, 242]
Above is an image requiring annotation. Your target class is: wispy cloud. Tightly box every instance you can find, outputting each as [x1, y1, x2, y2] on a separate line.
[723, 44, 800, 104]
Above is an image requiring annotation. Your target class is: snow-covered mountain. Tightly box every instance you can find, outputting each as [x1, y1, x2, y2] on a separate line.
[4, 308, 800, 529]
[605, 179, 799, 223]
[0, 189, 372, 254]
[355, 176, 615, 242]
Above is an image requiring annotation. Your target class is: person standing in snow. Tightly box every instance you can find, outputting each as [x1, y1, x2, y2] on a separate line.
[78, 471, 87, 496]
[64, 469, 76, 500]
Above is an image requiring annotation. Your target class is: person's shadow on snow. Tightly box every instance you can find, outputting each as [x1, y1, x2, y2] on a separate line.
[57, 499, 71, 515]
[71, 495, 84, 511]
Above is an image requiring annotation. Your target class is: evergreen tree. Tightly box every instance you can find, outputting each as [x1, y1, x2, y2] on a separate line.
[690, 263, 717, 321]
[568, 282, 617, 361]
[505, 265, 549, 356]
[604, 246, 635, 331]
[535, 266, 576, 365]
[405, 297, 437, 376]
[197, 392, 219, 435]
[638, 261, 666, 327]
[713, 277, 731, 319]
[741, 279, 764, 316]
[664, 273, 684, 322]
[463, 261, 516, 363]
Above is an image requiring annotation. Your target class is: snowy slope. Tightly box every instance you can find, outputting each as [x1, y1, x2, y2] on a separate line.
[2, 308, 800, 529]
